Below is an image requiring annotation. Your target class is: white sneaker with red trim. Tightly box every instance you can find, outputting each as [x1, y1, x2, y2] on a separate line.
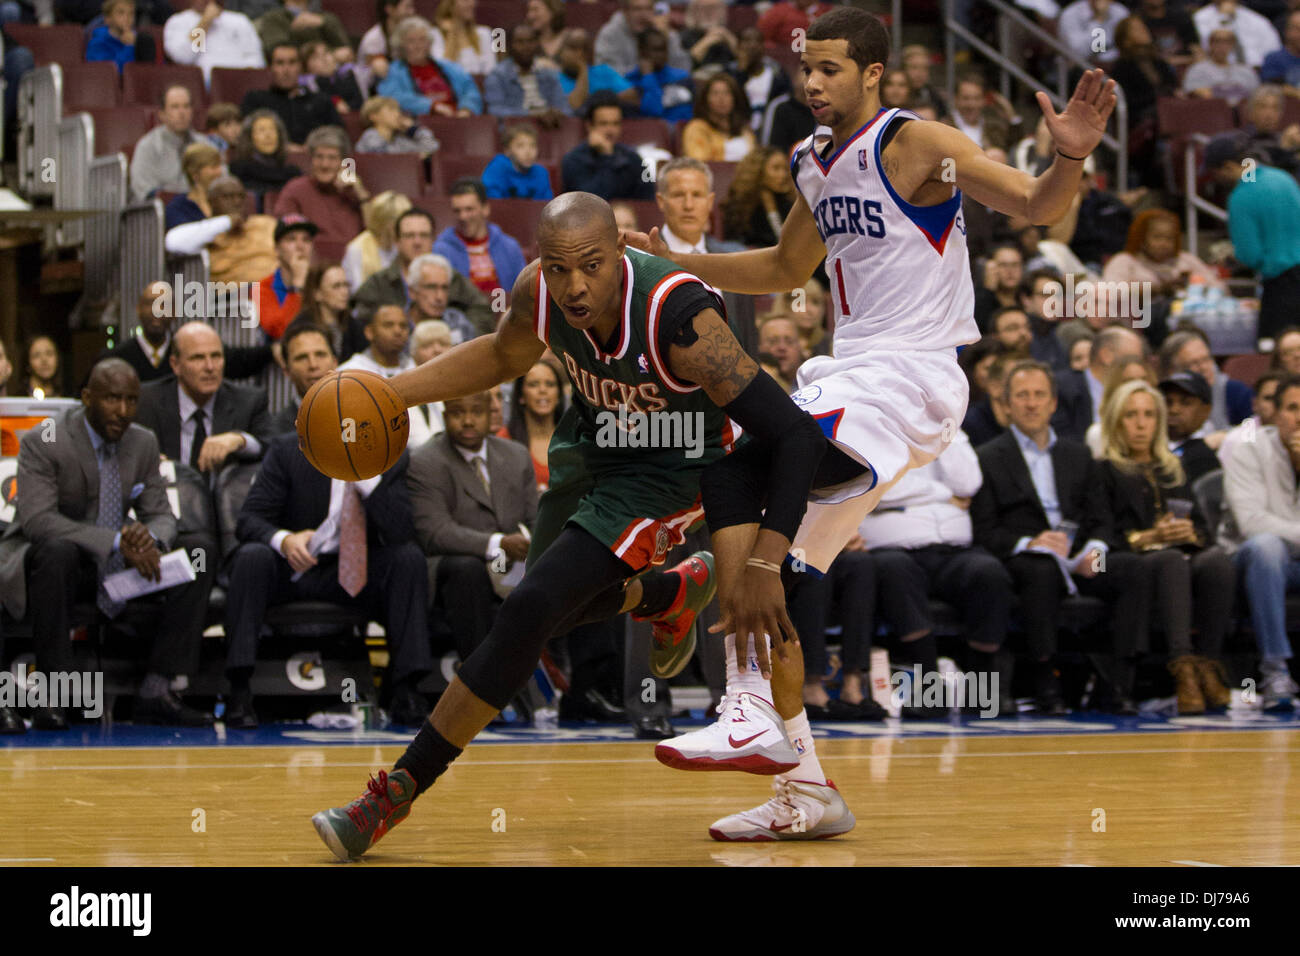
[708, 776, 856, 842]
[654, 692, 799, 774]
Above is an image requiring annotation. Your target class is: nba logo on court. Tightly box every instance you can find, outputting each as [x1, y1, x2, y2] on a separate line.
[858, 149, 868, 171]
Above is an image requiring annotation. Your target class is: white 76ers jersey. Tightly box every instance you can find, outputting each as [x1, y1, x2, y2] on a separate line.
[792, 107, 979, 355]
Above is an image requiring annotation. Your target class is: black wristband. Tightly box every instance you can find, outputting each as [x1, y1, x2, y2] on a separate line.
[1057, 148, 1088, 162]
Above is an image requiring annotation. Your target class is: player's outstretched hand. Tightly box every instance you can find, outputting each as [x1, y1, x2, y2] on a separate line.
[1036, 68, 1117, 161]
[620, 227, 671, 259]
[709, 566, 797, 680]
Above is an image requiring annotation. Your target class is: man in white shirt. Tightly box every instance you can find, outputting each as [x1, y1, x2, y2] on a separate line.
[129, 85, 203, 202]
[1057, 0, 1130, 65]
[164, 0, 266, 85]
[1183, 27, 1261, 105]
[339, 304, 416, 378]
[1193, 0, 1282, 67]
[1219, 369, 1280, 466]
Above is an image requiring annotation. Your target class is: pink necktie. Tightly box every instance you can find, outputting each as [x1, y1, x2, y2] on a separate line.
[338, 484, 367, 598]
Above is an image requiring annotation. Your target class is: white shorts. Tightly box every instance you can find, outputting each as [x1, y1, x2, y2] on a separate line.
[788, 348, 970, 574]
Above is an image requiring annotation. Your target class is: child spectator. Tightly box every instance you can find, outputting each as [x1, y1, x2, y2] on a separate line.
[85, 0, 155, 72]
[300, 40, 365, 113]
[355, 95, 439, 155]
[204, 102, 242, 152]
[625, 27, 693, 123]
[481, 123, 552, 199]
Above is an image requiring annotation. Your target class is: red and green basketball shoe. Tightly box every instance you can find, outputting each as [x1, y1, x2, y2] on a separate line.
[638, 551, 716, 680]
[312, 768, 415, 861]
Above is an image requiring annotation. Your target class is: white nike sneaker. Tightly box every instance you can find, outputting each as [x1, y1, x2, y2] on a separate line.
[708, 776, 856, 842]
[654, 692, 799, 774]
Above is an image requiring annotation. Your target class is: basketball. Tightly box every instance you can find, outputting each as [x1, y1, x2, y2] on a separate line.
[296, 370, 410, 481]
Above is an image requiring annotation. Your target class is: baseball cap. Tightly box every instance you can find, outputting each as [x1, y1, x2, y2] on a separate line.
[274, 213, 319, 242]
[1158, 370, 1212, 405]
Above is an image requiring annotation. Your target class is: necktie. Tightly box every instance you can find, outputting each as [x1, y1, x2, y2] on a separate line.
[96, 443, 127, 618]
[338, 483, 368, 598]
[189, 408, 207, 470]
[473, 454, 490, 494]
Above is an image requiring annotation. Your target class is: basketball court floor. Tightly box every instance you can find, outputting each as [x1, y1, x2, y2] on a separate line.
[2, 711, 1297, 866]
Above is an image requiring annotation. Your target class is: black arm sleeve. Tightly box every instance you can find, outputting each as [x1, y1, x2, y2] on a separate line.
[656, 280, 727, 365]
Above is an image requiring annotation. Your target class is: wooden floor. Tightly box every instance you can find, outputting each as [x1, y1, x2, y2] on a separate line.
[2, 730, 1298, 866]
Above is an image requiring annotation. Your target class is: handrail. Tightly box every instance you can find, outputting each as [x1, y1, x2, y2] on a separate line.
[941, 0, 1129, 191]
[1183, 133, 1227, 254]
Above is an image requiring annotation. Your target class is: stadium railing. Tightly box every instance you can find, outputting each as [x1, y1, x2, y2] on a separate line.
[18, 63, 62, 199]
[118, 199, 164, 330]
[84, 152, 128, 317]
[54, 112, 92, 249]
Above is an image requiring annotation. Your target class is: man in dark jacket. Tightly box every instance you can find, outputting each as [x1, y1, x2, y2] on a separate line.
[560, 92, 654, 201]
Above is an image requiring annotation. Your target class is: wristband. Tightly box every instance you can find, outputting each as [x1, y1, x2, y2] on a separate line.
[1057, 148, 1088, 162]
[746, 557, 783, 574]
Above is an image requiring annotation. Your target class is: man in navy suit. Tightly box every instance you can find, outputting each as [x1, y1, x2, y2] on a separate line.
[221, 434, 435, 728]
[1050, 325, 1145, 442]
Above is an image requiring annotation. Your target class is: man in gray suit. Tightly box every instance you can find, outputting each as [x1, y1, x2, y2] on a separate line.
[0, 360, 211, 728]
[407, 393, 538, 666]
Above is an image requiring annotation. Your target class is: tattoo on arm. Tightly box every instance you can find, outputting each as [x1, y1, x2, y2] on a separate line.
[668, 310, 758, 406]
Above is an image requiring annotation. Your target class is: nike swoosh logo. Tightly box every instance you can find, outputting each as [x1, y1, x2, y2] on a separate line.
[770, 822, 794, 832]
[728, 732, 764, 748]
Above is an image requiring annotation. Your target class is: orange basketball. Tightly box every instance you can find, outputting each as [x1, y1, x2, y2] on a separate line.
[296, 370, 410, 480]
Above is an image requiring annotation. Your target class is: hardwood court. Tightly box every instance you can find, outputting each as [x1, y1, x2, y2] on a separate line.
[1, 730, 1297, 866]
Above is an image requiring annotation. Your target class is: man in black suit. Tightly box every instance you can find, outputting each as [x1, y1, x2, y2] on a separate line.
[1051, 325, 1146, 442]
[240, 43, 341, 147]
[1159, 371, 1221, 486]
[269, 322, 339, 435]
[222, 434, 434, 728]
[0, 360, 211, 727]
[972, 359, 1143, 713]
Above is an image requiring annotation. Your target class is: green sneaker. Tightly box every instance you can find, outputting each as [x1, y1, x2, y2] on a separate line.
[312, 768, 416, 861]
[638, 551, 716, 680]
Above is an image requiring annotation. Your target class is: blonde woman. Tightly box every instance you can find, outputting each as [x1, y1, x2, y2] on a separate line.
[342, 190, 412, 291]
[432, 0, 498, 76]
[1095, 379, 1235, 715]
[1084, 353, 1154, 457]
[164, 142, 225, 231]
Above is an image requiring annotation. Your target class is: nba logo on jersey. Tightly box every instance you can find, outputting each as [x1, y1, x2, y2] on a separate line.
[637, 353, 649, 374]
[858, 149, 868, 171]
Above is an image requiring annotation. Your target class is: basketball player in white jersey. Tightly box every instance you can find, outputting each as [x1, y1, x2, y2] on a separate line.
[625, 5, 1116, 840]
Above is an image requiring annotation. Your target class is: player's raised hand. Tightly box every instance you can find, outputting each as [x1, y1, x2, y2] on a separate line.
[1036, 68, 1117, 161]
[709, 566, 797, 680]
[620, 227, 671, 259]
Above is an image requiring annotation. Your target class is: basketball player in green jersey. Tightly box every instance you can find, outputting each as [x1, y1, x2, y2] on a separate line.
[312, 192, 829, 861]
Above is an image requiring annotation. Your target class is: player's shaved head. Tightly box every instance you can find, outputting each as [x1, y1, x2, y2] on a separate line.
[87, 357, 138, 393]
[538, 192, 619, 248]
[83, 358, 141, 443]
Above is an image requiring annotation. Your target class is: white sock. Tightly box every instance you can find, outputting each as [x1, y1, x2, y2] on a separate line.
[783, 709, 827, 785]
[724, 632, 773, 700]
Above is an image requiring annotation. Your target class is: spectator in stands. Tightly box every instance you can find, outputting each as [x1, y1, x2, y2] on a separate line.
[561, 92, 654, 200]
[85, 0, 155, 71]
[758, 0, 832, 47]
[761, 75, 814, 155]
[681, 0, 737, 75]
[229, 109, 302, 199]
[769, 276, 829, 358]
[342, 188, 411, 291]
[1019, 270, 1071, 370]
[378, 14, 482, 116]
[164, 142, 225, 231]
[1220, 368, 1280, 464]
[274, 125, 368, 248]
[946, 71, 1019, 151]
[1273, 325, 1300, 371]
[721, 144, 795, 248]
[405, 253, 479, 344]
[626, 27, 694, 124]
[1058, 0, 1131, 65]
[971, 359, 1144, 714]
[204, 102, 243, 152]
[1084, 352, 1156, 455]
[758, 315, 803, 393]
[959, 335, 1007, 404]
[0, 359, 212, 728]
[340, 302, 415, 376]
[524, 0, 565, 65]
[1158, 327, 1253, 431]
[434, 178, 526, 302]
[165, 175, 280, 285]
[1111, 15, 1179, 185]
[133, 320, 273, 473]
[222, 427, 432, 728]
[255, 0, 352, 63]
[409, 320, 451, 443]
[484, 23, 568, 124]
[129, 84, 203, 202]
[354, 94, 439, 155]
[1070, 334, 1094, 371]
[1193, 0, 1282, 68]
[975, 244, 1025, 331]
[356, 0, 414, 95]
[164, 0, 265, 84]
[611, 199, 638, 233]
[1240, 85, 1300, 178]
[902, 44, 948, 117]
[1095, 378, 1236, 713]
[296, 262, 364, 360]
[555, 27, 638, 113]
[241, 42, 341, 147]
[407, 390, 538, 678]
[729, 26, 791, 130]
[268, 320, 337, 433]
[1223, 371, 1300, 711]
[880, 67, 911, 110]
[681, 72, 755, 161]
[1139, 0, 1202, 68]
[1054, 325, 1147, 441]
[15, 333, 63, 398]
[432, 0, 497, 76]
[1261, 9, 1300, 86]
[1184, 27, 1262, 105]
[501, 357, 565, 489]
[353, 208, 495, 329]
[990, 306, 1034, 359]
[257, 213, 316, 340]
[596, 0, 690, 76]
[0, 340, 14, 397]
[962, 340, 1015, 447]
[300, 40, 365, 113]
[1102, 209, 1224, 299]
[1159, 370, 1222, 482]
[482, 123, 553, 199]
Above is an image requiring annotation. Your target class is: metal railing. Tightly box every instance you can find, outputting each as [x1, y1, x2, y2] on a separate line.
[940, 0, 1128, 191]
[118, 199, 165, 329]
[84, 152, 128, 317]
[54, 112, 93, 248]
[1183, 134, 1227, 254]
[17, 63, 62, 199]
